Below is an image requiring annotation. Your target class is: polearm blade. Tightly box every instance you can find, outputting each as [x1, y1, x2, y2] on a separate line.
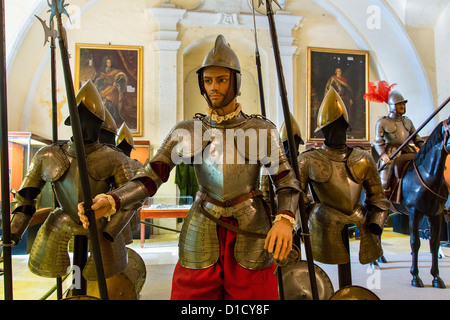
[35, 15, 58, 143]
[378, 96, 450, 172]
[262, 0, 319, 300]
[0, 0, 13, 300]
[49, 0, 108, 300]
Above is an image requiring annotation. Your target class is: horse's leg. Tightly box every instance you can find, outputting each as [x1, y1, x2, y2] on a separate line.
[410, 210, 424, 287]
[429, 214, 446, 288]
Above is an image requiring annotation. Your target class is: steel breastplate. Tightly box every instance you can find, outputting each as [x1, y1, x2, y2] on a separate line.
[194, 139, 261, 202]
[178, 113, 276, 270]
[309, 147, 363, 215]
[54, 158, 111, 223]
[383, 117, 412, 153]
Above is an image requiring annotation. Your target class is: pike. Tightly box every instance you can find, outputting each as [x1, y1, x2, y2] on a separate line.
[250, 0, 285, 299]
[35, 15, 58, 143]
[378, 96, 450, 172]
[0, 0, 13, 300]
[35, 14, 64, 298]
[259, 0, 319, 300]
[47, 0, 109, 299]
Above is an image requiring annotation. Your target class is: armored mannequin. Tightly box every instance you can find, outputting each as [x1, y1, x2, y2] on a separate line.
[297, 88, 390, 265]
[103, 122, 143, 243]
[10, 80, 136, 281]
[372, 90, 424, 190]
[79, 35, 300, 300]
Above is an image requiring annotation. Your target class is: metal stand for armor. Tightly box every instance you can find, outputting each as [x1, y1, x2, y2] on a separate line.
[0, 0, 13, 300]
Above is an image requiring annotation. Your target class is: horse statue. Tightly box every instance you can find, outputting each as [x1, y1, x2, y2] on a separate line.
[390, 116, 450, 288]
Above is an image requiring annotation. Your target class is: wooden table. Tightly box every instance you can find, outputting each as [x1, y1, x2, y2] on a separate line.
[139, 207, 189, 247]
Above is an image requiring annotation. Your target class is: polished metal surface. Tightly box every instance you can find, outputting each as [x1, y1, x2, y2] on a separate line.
[281, 261, 334, 300]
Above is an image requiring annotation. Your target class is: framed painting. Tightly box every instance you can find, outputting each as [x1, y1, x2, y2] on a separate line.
[306, 47, 369, 142]
[75, 43, 143, 136]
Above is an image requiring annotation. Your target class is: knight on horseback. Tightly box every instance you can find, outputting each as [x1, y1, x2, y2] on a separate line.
[368, 84, 425, 195]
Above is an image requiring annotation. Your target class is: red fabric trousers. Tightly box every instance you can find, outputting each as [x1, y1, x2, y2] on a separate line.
[170, 217, 278, 300]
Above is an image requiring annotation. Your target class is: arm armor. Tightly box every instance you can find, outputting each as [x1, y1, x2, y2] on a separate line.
[271, 160, 300, 215]
[359, 151, 391, 235]
[372, 118, 387, 156]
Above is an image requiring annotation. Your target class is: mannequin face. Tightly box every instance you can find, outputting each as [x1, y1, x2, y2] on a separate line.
[202, 66, 232, 109]
[395, 102, 406, 115]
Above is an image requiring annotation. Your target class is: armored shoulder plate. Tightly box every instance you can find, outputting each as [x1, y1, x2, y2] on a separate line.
[297, 149, 332, 183]
[347, 148, 376, 184]
[234, 114, 280, 161]
[402, 116, 413, 132]
[34, 144, 70, 182]
[159, 118, 210, 162]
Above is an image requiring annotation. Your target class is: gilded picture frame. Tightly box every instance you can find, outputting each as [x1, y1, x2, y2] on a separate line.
[75, 43, 143, 136]
[307, 47, 369, 142]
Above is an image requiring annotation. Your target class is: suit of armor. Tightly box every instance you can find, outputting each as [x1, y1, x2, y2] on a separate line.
[372, 90, 424, 189]
[298, 145, 389, 264]
[10, 81, 137, 280]
[373, 114, 424, 189]
[84, 35, 300, 300]
[113, 111, 299, 270]
[298, 88, 390, 265]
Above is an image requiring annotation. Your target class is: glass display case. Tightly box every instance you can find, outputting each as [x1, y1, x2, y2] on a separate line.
[138, 196, 193, 247]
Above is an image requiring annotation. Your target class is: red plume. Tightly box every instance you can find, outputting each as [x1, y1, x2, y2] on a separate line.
[363, 81, 396, 103]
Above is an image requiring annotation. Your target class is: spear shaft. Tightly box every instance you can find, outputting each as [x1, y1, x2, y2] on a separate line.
[251, 1, 286, 299]
[264, 0, 319, 300]
[51, 2, 108, 300]
[0, 0, 13, 300]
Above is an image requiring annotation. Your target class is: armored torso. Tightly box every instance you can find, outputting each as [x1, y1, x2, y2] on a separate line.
[16, 141, 135, 279]
[144, 110, 298, 270]
[373, 114, 423, 157]
[298, 144, 389, 264]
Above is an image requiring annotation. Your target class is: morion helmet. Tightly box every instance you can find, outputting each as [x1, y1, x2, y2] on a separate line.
[387, 90, 407, 113]
[64, 80, 105, 126]
[196, 35, 241, 101]
[116, 122, 134, 149]
[315, 87, 349, 132]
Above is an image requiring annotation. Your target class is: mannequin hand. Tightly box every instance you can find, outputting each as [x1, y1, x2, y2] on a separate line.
[77, 197, 112, 229]
[264, 218, 293, 261]
[380, 153, 392, 164]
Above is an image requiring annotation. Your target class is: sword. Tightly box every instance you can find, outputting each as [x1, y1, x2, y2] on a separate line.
[378, 96, 450, 172]
[48, 0, 109, 300]
[260, 0, 319, 300]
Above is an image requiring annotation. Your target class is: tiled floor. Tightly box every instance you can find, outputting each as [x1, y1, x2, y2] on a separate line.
[2, 228, 450, 300]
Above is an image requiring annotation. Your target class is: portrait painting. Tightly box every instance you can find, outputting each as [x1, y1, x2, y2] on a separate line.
[75, 44, 143, 136]
[307, 47, 369, 142]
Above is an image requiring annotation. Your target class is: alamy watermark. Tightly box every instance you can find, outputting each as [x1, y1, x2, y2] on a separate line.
[169, 120, 281, 175]
[366, 264, 381, 290]
[367, 5, 381, 30]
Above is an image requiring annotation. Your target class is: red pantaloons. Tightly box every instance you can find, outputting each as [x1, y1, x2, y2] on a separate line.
[170, 217, 278, 300]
